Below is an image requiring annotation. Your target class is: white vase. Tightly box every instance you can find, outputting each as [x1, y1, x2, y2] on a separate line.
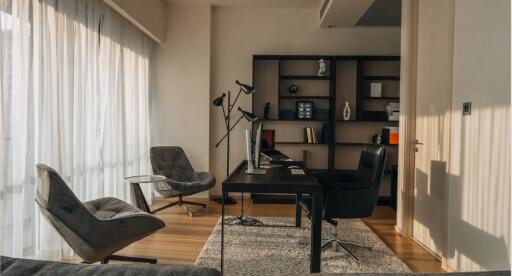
[343, 102, 351, 120]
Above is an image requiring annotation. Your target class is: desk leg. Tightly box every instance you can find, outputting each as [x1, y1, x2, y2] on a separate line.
[295, 193, 302, 227]
[310, 191, 322, 273]
[131, 183, 151, 213]
[221, 192, 225, 274]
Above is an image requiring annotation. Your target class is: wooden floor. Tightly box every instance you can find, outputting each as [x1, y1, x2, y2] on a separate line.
[73, 197, 445, 272]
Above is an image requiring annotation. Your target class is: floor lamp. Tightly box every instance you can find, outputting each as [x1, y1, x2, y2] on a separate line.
[213, 80, 257, 205]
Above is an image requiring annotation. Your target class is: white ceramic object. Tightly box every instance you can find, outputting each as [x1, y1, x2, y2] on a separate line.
[343, 102, 351, 120]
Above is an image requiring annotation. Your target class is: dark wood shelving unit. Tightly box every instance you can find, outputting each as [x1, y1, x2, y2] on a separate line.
[252, 55, 400, 205]
[336, 142, 398, 146]
[280, 75, 331, 80]
[362, 96, 400, 100]
[280, 96, 332, 100]
[275, 141, 328, 145]
[335, 119, 399, 123]
[362, 76, 400, 81]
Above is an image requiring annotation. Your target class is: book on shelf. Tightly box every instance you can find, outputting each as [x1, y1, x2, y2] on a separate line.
[304, 127, 321, 144]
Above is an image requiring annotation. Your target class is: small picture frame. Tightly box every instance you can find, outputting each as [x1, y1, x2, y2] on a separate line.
[296, 101, 313, 119]
[370, 82, 382, 98]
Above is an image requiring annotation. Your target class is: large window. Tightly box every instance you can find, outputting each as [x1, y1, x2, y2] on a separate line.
[0, 0, 153, 259]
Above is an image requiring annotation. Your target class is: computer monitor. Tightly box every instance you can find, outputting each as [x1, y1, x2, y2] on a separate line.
[254, 123, 263, 168]
[245, 127, 266, 175]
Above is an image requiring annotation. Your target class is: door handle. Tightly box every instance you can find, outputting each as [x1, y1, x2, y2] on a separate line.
[414, 139, 423, 152]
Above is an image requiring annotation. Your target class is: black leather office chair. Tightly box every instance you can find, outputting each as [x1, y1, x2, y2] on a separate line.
[35, 164, 165, 264]
[298, 144, 387, 262]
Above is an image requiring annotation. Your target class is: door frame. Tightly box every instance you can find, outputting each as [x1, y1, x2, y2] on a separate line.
[396, 0, 418, 238]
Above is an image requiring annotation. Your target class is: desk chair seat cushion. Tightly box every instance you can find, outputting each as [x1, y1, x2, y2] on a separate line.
[151, 147, 215, 198]
[157, 172, 215, 198]
[84, 197, 150, 219]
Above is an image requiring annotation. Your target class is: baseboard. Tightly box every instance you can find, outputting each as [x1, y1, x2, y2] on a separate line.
[394, 225, 402, 235]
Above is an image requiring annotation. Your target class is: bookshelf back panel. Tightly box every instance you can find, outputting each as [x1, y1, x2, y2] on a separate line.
[336, 122, 393, 143]
[362, 80, 400, 98]
[279, 80, 330, 97]
[280, 60, 330, 76]
[254, 60, 279, 119]
[279, 99, 330, 114]
[335, 60, 358, 121]
[260, 121, 327, 143]
[363, 60, 400, 76]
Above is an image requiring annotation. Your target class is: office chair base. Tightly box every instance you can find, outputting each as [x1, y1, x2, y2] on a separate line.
[151, 195, 207, 216]
[100, 254, 157, 264]
[225, 216, 264, 226]
[322, 239, 364, 262]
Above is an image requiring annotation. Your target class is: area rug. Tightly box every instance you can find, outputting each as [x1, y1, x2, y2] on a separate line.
[195, 217, 410, 275]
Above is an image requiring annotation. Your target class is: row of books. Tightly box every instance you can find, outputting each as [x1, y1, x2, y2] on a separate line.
[304, 127, 321, 144]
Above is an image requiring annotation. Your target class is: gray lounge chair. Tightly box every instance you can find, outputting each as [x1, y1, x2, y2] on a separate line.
[150, 146, 215, 216]
[35, 164, 165, 264]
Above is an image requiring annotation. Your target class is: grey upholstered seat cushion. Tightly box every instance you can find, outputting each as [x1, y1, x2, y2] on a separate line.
[150, 147, 215, 197]
[1, 256, 221, 276]
[84, 197, 145, 220]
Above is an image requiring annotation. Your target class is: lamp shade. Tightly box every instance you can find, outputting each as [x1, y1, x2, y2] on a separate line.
[212, 93, 225, 107]
[238, 107, 258, 122]
[235, 80, 255, 95]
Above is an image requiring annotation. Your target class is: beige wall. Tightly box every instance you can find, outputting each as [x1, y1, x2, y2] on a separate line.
[446, 0, 510, 271]
[209, 7, 401, 195]
[104, 0, 167, 43]
[150, 3, 212, 179]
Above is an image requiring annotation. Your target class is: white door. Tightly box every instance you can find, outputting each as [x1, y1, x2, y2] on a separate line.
[412, 0, 454, 258]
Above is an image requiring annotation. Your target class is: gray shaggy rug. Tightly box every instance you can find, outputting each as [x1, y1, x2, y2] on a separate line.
[195, 217, 411, 275]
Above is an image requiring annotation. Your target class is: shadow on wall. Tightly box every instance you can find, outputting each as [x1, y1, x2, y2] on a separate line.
[405, 96, 510, 270]
[414, 164, 510, 270]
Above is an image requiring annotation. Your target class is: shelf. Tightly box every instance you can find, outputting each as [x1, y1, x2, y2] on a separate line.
[362, 76, 400, 81]
[280, 75, 331, 80]
[362, 97, 400, 100]
[279, 96, 332, 100]
[335, 119, 399, 123]
[262, 119, 330, 122]
[275, 141, 328, 145]
[336, 142, 398, 146]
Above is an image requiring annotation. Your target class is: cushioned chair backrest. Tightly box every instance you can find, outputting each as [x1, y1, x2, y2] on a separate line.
[35, 164, 99, 259]
[324, 144, 387, 219]
[150, 146, 195, 182]
[354, 144, 386, 182]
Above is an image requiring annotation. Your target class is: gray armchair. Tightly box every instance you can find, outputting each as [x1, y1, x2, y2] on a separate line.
[35, 164, 165, 264]
[150, 146, 215, 216]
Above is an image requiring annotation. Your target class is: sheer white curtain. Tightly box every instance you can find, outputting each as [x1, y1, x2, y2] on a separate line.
[0, 0, 153, 260]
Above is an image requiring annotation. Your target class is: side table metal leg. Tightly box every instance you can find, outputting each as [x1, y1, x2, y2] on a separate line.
[131, 183, 151, 213]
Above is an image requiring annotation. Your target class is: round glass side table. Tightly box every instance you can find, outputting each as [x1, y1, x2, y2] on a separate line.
[125, 175, 166, 213]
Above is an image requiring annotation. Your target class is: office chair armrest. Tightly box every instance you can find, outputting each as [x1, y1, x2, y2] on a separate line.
[328, 181, 377, 190]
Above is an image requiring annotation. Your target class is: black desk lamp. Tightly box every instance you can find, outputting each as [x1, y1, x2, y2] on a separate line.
[213, 81, 257, 205]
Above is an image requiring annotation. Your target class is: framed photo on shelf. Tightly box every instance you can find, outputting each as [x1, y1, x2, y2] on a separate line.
[296, 101, 313, 119]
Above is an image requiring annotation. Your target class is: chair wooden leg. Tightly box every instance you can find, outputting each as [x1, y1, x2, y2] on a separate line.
[181, 200, 207, 208]
[150, 200, 180, 214]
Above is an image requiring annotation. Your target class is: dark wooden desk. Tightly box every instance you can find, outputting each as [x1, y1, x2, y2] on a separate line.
[221, 161, 323, 273]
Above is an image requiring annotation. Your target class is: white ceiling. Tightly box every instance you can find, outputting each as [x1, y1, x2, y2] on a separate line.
[165, 0, 323, 9]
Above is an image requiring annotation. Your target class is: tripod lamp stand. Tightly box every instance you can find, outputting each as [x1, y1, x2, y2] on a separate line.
[213, 80, 257, 206]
